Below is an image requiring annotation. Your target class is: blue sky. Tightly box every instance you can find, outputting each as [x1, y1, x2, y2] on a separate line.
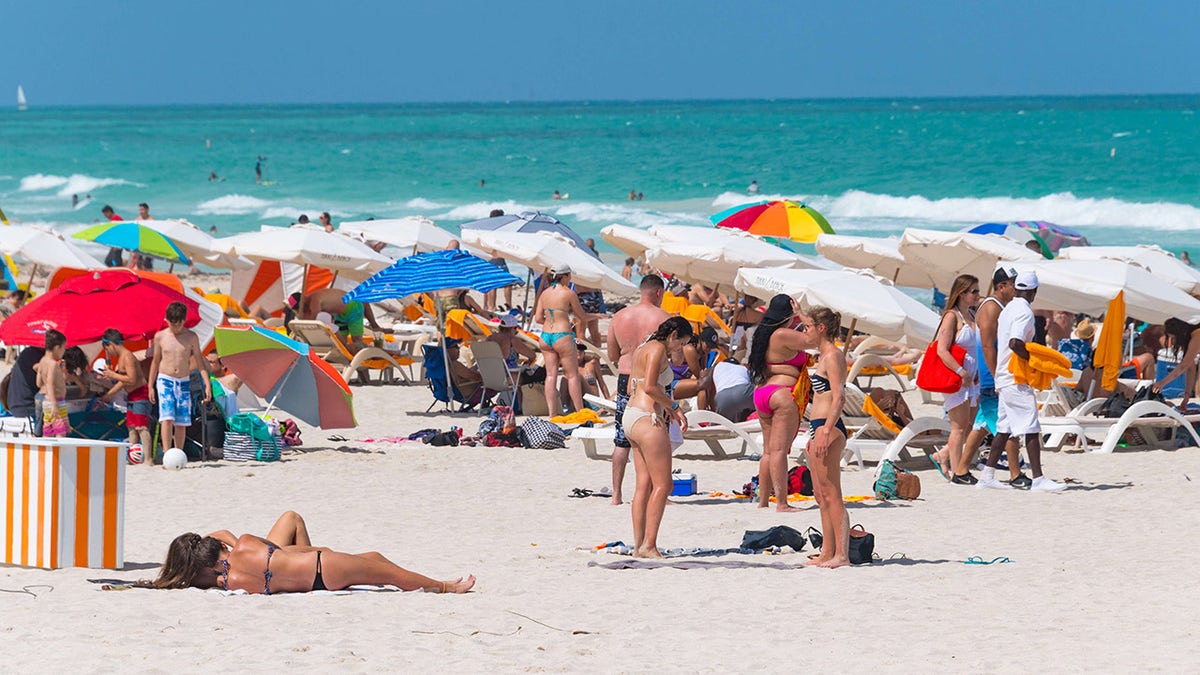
[4, 0, 1198, 105]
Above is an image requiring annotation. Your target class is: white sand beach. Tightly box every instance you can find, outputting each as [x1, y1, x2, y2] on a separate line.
[4, 373, 1200, 671]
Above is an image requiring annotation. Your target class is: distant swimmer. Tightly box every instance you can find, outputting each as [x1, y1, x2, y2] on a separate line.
[479, 179, 485, 187]
[72, 194, 79, 207]
[628, 189, 636, 201]
[1182, 251, 1195, 267]
[637, 192, 644, 201]
[552, 190, 562, 200]
[297, 214, 310, 225]
[747, 180, 759, 194]
[208, 171, 222, 182]
[255, 155, 266, 184]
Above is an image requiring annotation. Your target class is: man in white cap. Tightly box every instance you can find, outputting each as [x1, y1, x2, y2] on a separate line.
[978, 271, 1066, 491]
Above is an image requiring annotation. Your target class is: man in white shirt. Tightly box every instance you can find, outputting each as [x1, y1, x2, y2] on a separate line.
[711, 359, 754, 422]
[977, 272, 1066, 492]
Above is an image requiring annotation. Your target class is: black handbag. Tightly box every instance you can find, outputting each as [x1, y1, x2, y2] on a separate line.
[805, 524, 876, 564]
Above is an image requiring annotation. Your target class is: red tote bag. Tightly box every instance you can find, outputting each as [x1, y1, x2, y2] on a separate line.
[916, 341, 966, 394]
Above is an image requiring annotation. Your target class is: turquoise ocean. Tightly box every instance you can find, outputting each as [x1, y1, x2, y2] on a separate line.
[1, 96, 1198, 259]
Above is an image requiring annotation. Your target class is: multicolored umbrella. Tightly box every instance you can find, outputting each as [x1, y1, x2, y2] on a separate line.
[965, 222, 1054, 258]
[73, 221, 191, 265]
[214, 325, 356, 429]
[0, 268, 201, 347]
[711, 200, 834, 242]
[968, 221, 1089, 256]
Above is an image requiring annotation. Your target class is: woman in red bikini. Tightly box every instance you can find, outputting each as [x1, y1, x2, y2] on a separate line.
[747, 295, 819, 512]
[153, 511, 474, 594]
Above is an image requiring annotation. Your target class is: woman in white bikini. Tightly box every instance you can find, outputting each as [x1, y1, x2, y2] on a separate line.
[625, 317, 693, 558]
[931, 274, 981, 484]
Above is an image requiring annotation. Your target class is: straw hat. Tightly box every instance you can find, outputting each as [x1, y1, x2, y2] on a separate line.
[1074, 318, 1096, 341]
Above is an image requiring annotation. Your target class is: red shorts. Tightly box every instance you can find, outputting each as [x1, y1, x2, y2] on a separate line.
[126, 385, 151, 429]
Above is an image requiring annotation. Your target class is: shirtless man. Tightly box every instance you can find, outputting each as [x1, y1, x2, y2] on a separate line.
[35, 330, 69, 438]
[605, 274, 668, 504]
[149, 302, 211, 457]
[959, 268, 1023, 485]
[301, 288, 383, 349]
[100, 329, 152, 453]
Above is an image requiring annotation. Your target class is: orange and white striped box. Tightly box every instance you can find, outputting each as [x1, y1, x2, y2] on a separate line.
[2, 439, 125, 569]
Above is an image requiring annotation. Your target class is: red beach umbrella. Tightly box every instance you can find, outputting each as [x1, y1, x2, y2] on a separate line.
[0, 268, 200, 347]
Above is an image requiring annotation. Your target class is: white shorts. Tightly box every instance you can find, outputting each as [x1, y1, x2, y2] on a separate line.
[997, 384, 1040, 435]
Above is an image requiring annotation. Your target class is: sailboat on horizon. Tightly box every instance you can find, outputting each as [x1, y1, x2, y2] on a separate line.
[17, 85, 27, 111]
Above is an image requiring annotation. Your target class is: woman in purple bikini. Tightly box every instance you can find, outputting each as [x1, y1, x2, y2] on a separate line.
[747, 295, 819, 512]
[152, 511, 474, 595]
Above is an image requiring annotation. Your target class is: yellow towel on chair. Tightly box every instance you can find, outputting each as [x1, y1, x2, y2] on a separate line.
[552, 409, 604, 426]
[1008, 342, 1073, 390]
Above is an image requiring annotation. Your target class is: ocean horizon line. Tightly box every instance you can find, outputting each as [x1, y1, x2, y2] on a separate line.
[5, 91, 1200, 112]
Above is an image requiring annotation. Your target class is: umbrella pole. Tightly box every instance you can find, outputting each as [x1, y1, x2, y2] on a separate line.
[264, 358, 303, 419]
[24, 264, 37, 293]
[843, 318, 858, 355]
[521, 269, 533, 329]
[437, 302, 459, 412]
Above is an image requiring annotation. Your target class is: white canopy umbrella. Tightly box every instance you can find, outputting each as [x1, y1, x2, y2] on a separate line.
[0, 225, 105, 270]
[645, 240, 828, 289]
[460, 229, 634, 294]
[1000, 259, 1200, 324]
[1057, 245, 1200, 296]
[899, 228, 1042, 292]
[600, 224, 661, 258]
[214, 225, 393, 279]
[815, 233, 937, 288]
[134, 219, 253, 269]
[734, 267, 941, 345]
[338, 217, 459, 255]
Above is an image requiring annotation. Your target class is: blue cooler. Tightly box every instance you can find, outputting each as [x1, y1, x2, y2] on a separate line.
[671, 473, 697, 496]
[1156, 351, 1187, 398]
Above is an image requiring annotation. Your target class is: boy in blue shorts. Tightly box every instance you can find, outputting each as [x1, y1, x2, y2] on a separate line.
[149, 302, 211, 461]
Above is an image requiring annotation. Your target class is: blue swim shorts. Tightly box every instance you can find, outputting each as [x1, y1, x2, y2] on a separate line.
[156, 374, 192, 425]
[973, 388, 998, 434]
[613, 374, 631, 449]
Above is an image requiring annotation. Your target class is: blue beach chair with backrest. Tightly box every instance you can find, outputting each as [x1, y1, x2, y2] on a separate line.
[422, 342, 471, 412]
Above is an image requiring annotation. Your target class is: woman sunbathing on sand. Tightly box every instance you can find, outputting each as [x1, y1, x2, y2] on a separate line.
[152, 511, 474, 594]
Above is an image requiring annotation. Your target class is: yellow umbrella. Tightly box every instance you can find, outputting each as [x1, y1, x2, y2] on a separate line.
[1092, 290, 1125, 392]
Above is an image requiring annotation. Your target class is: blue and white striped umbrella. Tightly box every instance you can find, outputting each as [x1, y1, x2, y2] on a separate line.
[342, 249, 522, 303]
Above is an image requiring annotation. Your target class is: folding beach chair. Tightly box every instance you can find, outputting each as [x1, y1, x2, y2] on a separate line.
[421, 343, 473, 412]
[471, 340, 520, 409]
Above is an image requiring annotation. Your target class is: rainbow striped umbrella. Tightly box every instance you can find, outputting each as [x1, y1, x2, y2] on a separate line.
[711, 200, 834, 242]
[73, 221, 191, 264]
[214, 325, 355, 429]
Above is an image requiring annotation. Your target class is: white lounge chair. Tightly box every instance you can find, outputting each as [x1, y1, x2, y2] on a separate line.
[1040, 398, 1200, 454]
[289, 320, 413, 384]
[471, 340, 520, 408]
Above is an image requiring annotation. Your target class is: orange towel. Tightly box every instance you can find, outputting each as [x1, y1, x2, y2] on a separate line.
[1009, 342, 1073, 390]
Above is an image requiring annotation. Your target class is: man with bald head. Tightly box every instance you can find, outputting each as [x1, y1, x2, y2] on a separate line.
[605, 274, 669, 504]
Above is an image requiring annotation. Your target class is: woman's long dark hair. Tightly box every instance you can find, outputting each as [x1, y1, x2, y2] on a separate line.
[1164, 318, 1199, 356]
[153, 533, 224, 589]
[748, 294, 796, 385]
[647, 316, 693, 344]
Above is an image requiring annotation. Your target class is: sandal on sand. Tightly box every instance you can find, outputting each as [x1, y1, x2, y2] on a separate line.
[964, 556, 1012, 565]
[927, 452, 949, 480]
[569, 488, 594, 498]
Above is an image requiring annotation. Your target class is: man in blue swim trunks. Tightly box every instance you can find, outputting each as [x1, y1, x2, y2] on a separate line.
[149, 302, 211, 461]
[958, 267, 1024, 487]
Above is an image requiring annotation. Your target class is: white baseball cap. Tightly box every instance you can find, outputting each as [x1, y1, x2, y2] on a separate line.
[1014, 271, 1039, 290]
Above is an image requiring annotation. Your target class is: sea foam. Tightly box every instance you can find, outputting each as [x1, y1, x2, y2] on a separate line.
[710, 189, 1200, 231]
[195, 194, 272, 216]
[19, 173, 138, 198]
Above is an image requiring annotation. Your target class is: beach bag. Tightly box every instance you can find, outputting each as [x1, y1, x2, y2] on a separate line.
[1101, 391, 1132, 418]
[223, 413, 282, 462]
[868, 387, 914, 429]
[787, 465, 814, 497]
[916, 341, 966, 394]
[805, 524, 877, 564]
[874, 459, 921, 500]
[279, 418, 302, 447]
[519, 417, 566, 449]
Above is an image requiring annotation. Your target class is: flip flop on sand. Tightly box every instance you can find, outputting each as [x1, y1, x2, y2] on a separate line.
[927, 452, 949, 480]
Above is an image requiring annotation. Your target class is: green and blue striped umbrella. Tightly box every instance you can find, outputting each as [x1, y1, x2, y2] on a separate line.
[73, 221, 191, 265]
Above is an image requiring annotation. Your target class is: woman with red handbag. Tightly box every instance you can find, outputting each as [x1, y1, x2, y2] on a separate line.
[930, 275, 982, 483]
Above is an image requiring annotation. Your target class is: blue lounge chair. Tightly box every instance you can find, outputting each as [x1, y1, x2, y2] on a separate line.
[422, 343, 473, 412]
